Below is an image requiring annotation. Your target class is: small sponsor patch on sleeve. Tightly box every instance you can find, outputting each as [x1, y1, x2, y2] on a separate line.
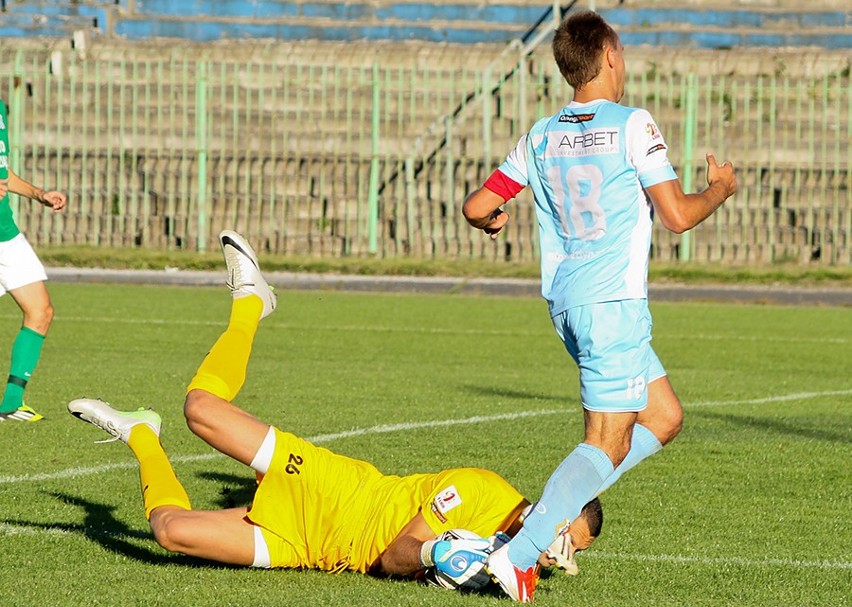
[646, 143, 667, 155]
[646, 122, 661, 140]
[432, 485, 463, 518]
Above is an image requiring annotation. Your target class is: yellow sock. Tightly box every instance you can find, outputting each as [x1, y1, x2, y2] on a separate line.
[185, 295, 263, 401]
[127, 424, 192, 519]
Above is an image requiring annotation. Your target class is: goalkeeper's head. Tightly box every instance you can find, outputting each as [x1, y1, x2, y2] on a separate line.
[517, 497, 603, 551]
[570, 497, 603, 551]
[535, 498, 603, 575]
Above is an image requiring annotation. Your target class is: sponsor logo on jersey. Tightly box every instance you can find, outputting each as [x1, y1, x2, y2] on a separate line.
[432, 485, 463, 522]
[558, 113, 596, 123]
[646, 143, 667, 155]
[646, 122, 661, 140]
[0, 115, 6, 130]
[551, 128, 619, 157]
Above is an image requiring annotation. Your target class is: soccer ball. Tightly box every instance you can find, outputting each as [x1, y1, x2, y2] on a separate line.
[424, 529, 507, 591]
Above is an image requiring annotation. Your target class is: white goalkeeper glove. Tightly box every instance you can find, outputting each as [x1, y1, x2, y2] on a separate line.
[421, 530, 498, 590]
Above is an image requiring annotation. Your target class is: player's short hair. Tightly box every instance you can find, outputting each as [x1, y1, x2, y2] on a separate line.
[552, 11, 619, 90]
[580, 497, 604, 537]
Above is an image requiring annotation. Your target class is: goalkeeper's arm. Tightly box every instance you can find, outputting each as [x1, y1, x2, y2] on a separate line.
[373, 513, 437, 577]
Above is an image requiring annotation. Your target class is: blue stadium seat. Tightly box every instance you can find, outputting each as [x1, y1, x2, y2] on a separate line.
[0, 0, 848, 48]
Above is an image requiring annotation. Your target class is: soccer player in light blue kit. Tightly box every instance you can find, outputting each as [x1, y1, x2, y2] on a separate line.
[461, 11, 736, 602]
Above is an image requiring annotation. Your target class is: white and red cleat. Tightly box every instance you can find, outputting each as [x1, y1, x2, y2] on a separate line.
[485, 543, 539, 603]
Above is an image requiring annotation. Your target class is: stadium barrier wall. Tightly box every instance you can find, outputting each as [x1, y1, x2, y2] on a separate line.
[1, 44, 849, 265]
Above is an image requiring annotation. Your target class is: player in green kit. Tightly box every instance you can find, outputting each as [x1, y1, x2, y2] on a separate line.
[0, 99, 67, 422]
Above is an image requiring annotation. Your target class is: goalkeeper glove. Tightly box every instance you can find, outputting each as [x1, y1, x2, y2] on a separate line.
[420, 532, 493, 589]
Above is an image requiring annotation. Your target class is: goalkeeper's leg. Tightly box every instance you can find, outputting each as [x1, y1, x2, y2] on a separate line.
[184, 230, 277, 466]
[150, 506, 257, 566]
[128, 401, 263, 566]
[184, 290, 271, 466]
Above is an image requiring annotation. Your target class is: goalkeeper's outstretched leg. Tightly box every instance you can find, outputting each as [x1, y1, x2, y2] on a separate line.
[184, 230, 277, 467]
[71, 230, 280, 567]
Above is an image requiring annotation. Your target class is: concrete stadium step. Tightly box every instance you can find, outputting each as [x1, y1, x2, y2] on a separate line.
[0, 11, 100, 39]
[110, 7, 852, 49]
[1, 0, 849, 48]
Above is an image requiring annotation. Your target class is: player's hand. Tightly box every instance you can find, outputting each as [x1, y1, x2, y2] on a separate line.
[483, 209, 510, 240]
[421, 537, 492, 584]
[39, 190, 67, 212]
[705, 153, 737, 200]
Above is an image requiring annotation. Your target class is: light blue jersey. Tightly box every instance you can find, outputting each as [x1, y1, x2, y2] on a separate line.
[496, 100, 676, 315]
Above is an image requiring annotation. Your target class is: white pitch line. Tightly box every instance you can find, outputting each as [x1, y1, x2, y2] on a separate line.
[2, 390, 851, 572]
[585, 550, 852, 571]
[688, 389, 852, 408]
[0, 453, 219, 485]
[1, 313, 848, 343]
[0, 410, 568, 485]
[0, 522, 149, 540]
[1, 389, 848, 486]
[667, 333, 849, 345]
[306, 408, 566, 443]
[0, 523, 74, 538]
[0, 524, 848, 572]
[0, 314, 540, 337]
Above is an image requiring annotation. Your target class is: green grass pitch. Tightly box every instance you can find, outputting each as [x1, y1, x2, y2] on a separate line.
[0, 283, 849, 607]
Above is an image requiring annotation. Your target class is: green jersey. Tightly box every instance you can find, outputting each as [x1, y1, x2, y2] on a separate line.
[0, 99, 19, 242]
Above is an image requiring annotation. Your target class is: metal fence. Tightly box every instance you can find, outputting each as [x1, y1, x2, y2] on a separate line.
[2, 43, 849, 265]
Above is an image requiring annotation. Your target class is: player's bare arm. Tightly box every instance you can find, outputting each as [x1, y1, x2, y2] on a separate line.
[4, 168, 67, 211]
[372, 512, 436, 576]
[646, 153, 736, 234]
[462, 187, 511, 239]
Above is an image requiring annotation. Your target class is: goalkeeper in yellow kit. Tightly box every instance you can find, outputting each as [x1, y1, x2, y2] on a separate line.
[68, 231, 600, 588]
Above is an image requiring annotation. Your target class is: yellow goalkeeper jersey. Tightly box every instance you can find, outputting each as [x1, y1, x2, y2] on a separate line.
[246, 428, 526, 573]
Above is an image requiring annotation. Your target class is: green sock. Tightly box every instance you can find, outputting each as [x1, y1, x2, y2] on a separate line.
[0, 327, 45, 413]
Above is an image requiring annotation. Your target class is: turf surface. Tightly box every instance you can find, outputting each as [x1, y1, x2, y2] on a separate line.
[0, 283, 849, 606]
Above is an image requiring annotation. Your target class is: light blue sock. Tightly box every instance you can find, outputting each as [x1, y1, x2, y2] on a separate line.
[507, 443, 613, 569]
[597, 423, 662, 494]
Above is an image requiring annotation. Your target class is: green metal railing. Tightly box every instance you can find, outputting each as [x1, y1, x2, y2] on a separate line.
[1, 44, 849, 265]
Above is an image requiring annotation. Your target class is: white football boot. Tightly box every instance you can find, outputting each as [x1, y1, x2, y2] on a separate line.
[485, 543, 539, 603]
[68, 398, 161, 444]
[545, 530, 580, 576]
[219, 230, 277, 319]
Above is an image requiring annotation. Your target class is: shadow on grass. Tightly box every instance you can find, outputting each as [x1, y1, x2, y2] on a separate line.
[690, 409, 852, 444]
[3, 491, 224, 569]
[196, 471, 257, 509]
[461, 384, 573, 405]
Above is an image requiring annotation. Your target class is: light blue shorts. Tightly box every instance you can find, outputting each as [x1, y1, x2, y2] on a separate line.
[552, 299, 666, 413]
